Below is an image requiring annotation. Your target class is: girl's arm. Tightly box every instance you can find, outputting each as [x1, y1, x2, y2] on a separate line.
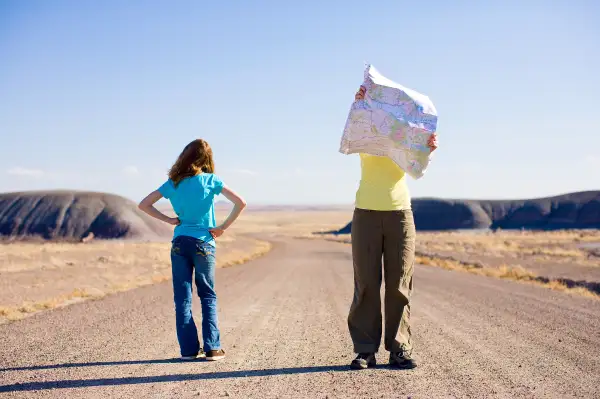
[210, 186, 246, 238]
[138, 190, 180, 225]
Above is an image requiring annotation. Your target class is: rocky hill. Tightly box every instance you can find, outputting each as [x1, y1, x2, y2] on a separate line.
[331, 191, 600, 233]
[0, 191, 172, 241]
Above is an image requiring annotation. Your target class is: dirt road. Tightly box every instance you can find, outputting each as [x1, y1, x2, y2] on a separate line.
[1, 238, 599, 398]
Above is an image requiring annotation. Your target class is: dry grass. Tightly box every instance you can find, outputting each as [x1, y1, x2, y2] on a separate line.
[7, 207, 595, 321]
[297, 233, 351, 244]
[0, 288, 102, 321]
[0, 209, 349, 323]
[218, 240, 272, 268]
[0, 236, 272, 323]
[417, 253, 599, 299]
[416, 230, 600, 266]
[302, 231, 600, 300]
[216, 209, 352, 237]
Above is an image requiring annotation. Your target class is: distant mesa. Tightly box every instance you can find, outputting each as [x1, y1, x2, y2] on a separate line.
[327, 191, 600, 234]
[0, 191, 173, 241]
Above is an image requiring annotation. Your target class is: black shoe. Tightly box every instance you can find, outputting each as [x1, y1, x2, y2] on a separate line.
[389, 350, 417, 369]
[350, 353, 376, 370]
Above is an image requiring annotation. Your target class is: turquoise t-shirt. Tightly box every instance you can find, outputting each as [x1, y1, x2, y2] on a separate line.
[158, 173, 224, 246]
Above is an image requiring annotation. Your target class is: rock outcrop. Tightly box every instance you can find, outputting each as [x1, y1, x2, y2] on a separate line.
[329, 191, 600, 233]
[0, 191, 172, 241]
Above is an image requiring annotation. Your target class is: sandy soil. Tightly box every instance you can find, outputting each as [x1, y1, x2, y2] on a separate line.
[218, 208, 353, 236]
[1, 238, 598, 398]
[0, 235, 270, 322]
[307, 229, 600, 293]
[0, 210, 351, 323]
[416, 230, 600, 281]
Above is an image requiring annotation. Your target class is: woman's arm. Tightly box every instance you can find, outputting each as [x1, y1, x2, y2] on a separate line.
[209, 186, 246, 238]
[138, 190, 180, 225]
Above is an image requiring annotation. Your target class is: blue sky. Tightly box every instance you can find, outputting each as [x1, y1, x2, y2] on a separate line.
[1, 0, 599, 204]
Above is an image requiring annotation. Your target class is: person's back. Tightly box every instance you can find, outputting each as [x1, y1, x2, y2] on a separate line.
[160, 173, 222, 245]
[138, 138, 246, 362]
[348, 86, 437, 371]
[356, 153, 411, 211]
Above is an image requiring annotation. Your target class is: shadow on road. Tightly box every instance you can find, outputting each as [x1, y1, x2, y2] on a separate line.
[0, 364, 352, 393]
[0, 358, 185, 372]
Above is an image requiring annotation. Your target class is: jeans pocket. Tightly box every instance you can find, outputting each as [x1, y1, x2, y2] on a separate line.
[171, 243, 182, 255]
[195, 242, 215, 258]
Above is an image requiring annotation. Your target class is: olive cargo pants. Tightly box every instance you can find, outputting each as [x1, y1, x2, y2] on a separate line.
[348, 208, 416, 354]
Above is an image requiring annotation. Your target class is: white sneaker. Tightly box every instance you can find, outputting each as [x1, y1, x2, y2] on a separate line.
[181, 350, 206, 361]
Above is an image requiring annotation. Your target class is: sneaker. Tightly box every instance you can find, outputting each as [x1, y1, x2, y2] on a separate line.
[181, 349, 206, 361]
[389, 350, 417, 369]
[206, 349, 226, 361]
[350, 353, 376, 370]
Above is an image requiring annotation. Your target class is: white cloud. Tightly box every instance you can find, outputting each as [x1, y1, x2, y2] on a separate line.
[232, 168, 258, 176]
[123, 165, 140, 177]
[6, 167, 45, 178]
[583, 155, 600, 167]
[294, 168, 306, 176]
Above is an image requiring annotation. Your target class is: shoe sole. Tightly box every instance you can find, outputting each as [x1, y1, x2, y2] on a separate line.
[181, 353, 206, 361]
[206, 355, 225, 361]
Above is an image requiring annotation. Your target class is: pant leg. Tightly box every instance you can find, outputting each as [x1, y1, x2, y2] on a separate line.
[192, 241, 221, 351]
[170, 238, 201, 357]
[348, 208, 384, 353]
[382, 209, 416, 354]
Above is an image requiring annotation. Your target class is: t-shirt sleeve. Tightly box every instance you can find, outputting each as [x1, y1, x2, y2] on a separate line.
[212, 175, 224, 195]
[158, 180, 176, 199]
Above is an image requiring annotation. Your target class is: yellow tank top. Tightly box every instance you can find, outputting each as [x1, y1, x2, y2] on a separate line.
[355, 153, 411, 211]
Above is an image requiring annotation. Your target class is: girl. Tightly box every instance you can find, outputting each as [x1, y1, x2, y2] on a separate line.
[139, 138, 246, 361]
[349, 86, 438, 370]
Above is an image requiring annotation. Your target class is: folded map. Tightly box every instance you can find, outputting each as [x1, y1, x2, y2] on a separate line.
[339, 64, 438, 179]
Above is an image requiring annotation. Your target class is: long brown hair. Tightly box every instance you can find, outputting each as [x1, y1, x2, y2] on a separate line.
[168, 139, 215, 186]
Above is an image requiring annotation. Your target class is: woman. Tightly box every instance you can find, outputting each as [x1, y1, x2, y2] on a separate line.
[139, 139, 246, 361]
[349, 86, 438, 370]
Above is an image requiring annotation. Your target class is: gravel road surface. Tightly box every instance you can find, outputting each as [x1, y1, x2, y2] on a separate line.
[1, 238, 599, 398]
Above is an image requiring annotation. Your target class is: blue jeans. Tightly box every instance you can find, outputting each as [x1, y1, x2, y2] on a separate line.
[170, 236, 221, 356]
